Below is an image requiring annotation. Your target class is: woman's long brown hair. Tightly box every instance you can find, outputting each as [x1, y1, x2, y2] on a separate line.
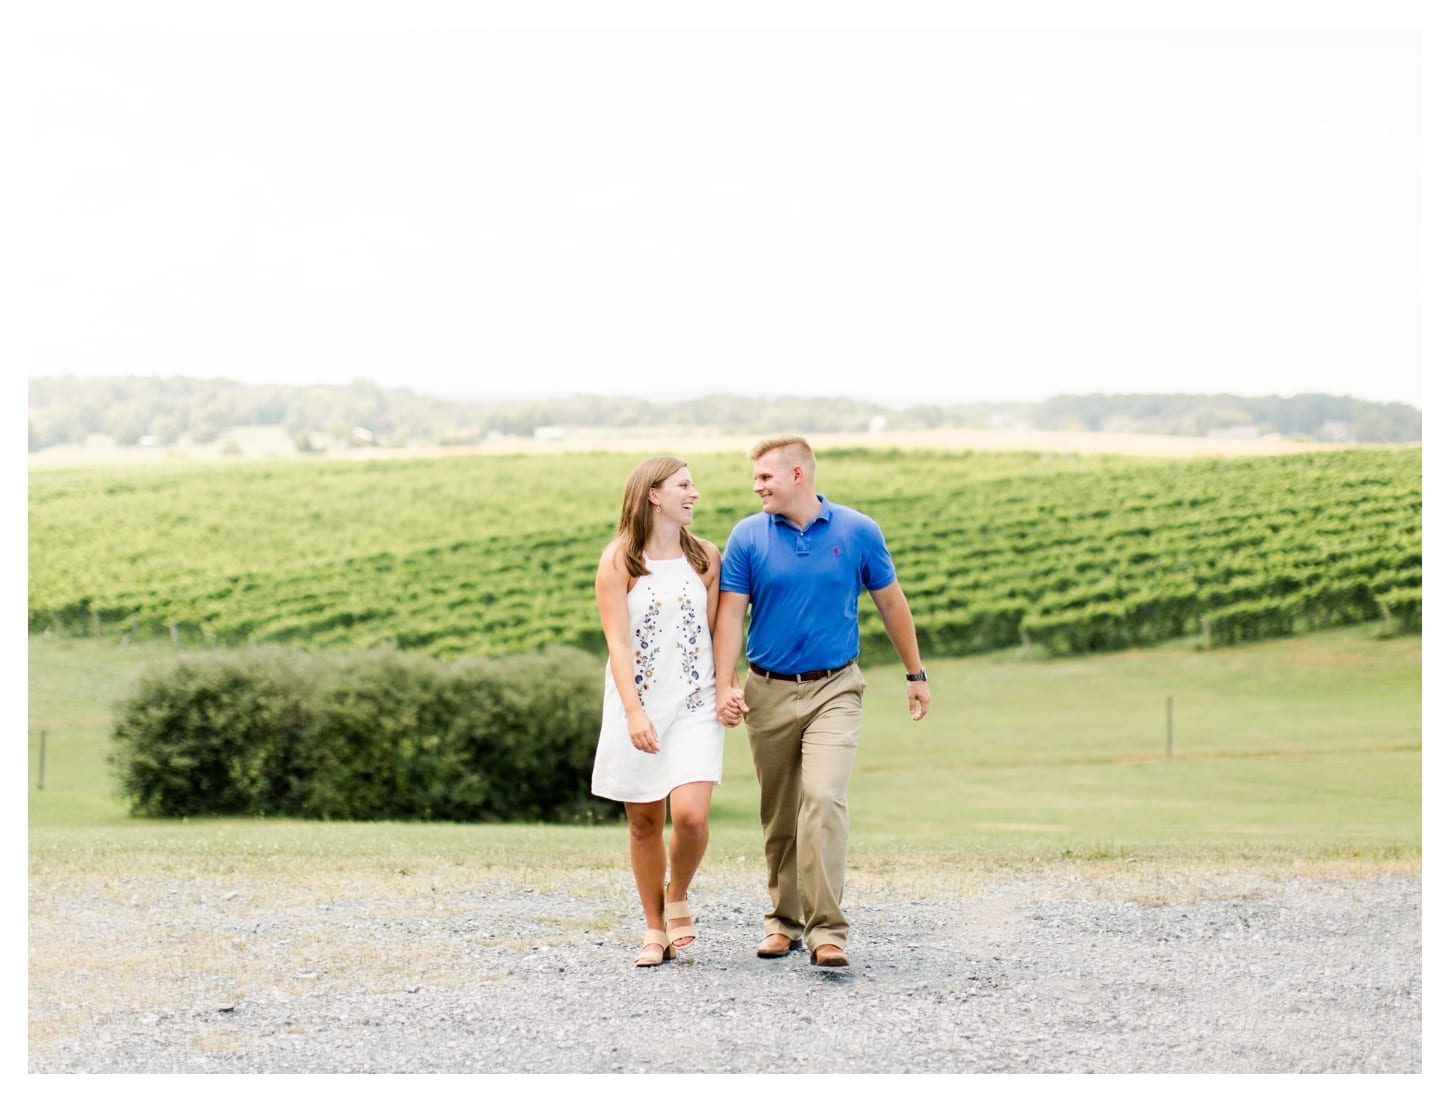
[616, 456, 709, 580]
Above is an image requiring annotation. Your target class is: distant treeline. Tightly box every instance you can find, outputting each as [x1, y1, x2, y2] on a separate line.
[26, 375, 1422, 451]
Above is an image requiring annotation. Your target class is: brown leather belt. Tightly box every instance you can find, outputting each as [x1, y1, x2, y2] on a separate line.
[748, 661, 853, 683]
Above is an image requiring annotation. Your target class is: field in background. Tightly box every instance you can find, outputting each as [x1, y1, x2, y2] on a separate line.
[28, 444, 1421, 665]
[29, 628, 1421, 856]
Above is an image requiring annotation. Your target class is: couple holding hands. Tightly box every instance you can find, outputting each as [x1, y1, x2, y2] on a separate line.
[590, 436, 931, 968]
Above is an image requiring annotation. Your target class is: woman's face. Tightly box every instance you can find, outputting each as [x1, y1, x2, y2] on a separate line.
[652, 466, 700, 527]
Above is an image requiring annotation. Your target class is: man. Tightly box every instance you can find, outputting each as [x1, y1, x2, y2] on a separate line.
[714, 436, 930, 968]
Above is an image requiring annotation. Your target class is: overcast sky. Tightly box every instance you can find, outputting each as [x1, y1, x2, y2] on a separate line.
[18, 5, 1431, 409]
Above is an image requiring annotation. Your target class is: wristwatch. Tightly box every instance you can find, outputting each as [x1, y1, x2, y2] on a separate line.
[906, 669, 928, 682]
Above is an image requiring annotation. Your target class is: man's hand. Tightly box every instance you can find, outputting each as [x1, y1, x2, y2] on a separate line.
[907, 681, 931, 721]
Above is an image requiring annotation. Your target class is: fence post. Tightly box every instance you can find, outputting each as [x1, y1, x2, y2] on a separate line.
[1166, 696, 1173, 758]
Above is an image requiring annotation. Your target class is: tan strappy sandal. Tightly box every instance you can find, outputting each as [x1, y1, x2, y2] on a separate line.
[665, 897, 697, 950]
[634, 929, 676, 967]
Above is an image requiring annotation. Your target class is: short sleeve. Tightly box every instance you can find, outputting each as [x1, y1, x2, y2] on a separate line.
[861, 518, 897, 592]
[720, 521, 753, 595]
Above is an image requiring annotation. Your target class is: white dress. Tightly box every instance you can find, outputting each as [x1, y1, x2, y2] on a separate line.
[591, 555, 725, 803]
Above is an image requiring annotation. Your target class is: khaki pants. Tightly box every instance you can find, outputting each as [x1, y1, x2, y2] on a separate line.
[743, 663, 865, 952]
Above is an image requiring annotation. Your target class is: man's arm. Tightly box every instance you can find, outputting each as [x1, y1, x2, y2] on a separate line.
[712, 590, 750, 727]
[869, 580, 931, 721]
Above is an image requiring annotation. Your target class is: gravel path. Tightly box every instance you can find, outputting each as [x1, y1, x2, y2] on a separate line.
[29, 874, 1419, 1074]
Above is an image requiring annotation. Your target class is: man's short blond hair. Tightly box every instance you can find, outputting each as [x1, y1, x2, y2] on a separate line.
[750, 435, 816, 471]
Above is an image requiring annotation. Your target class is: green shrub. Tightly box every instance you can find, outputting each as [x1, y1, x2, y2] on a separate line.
[293, 649, 452, 821]
[111, 648, 319, 817]
[432, 649, 611, 823]
[110, 646, 619, 823]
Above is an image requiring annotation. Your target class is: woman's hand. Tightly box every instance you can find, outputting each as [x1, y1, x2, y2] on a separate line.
[627, 708, 661, 753]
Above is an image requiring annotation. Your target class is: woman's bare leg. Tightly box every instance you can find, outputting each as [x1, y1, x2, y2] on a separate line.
[625, 799, 668, 956]
[665, 781, 714, 946]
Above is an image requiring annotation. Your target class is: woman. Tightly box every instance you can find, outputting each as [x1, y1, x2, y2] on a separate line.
[592, 456, 730, 966]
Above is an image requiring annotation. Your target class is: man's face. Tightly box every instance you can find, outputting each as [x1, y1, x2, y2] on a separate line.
[752, 450, 795, 514]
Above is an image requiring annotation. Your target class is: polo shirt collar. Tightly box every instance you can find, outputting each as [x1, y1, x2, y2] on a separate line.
[770, 494, 832, 531]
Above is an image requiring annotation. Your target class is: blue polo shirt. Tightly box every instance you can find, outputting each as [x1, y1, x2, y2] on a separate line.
[720, 494, 896, 674]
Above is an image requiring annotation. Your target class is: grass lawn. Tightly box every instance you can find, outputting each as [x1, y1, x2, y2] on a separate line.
[27, 628, 1420, 867]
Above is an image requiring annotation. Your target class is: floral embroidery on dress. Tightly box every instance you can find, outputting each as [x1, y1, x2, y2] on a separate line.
[676, 587, 707, 712]
[632, 591, 663, 707]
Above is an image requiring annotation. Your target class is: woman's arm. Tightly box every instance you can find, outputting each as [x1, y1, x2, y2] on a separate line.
[595, 540, 660, 753]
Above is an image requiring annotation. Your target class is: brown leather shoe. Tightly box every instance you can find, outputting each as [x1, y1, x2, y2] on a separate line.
[810, 943, 849, 967]
[756, 932, 802, 958]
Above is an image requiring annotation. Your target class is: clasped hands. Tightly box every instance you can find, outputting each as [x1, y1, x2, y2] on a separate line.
[716, 685, 748, 728]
